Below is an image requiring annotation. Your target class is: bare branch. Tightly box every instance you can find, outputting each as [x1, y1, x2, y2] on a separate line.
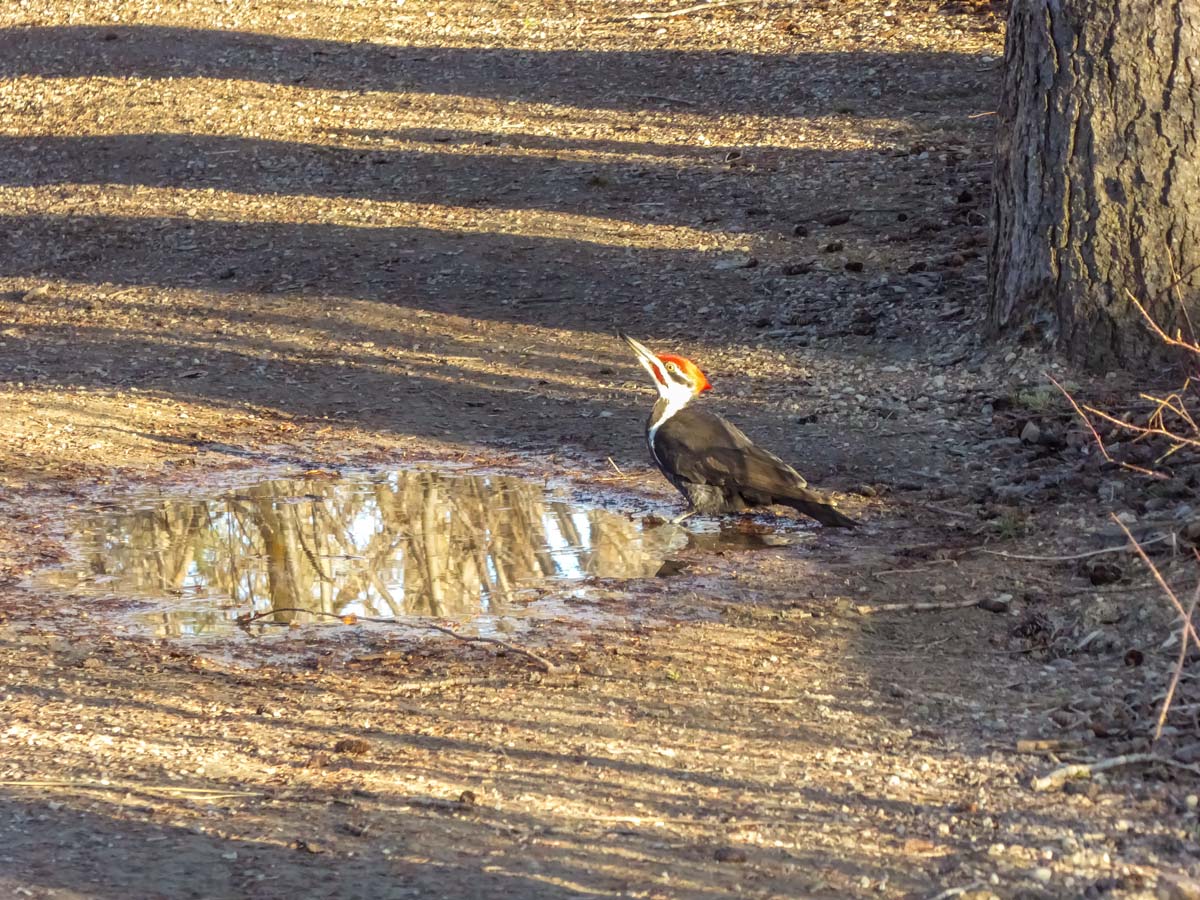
[235, 607, 563, 673]
[1157, 575, 1200, 741]
[1112, 516, 1200, 647]
[977, 533, 1172, 562]
[1032, 752, 1200, 792]
[623, 0, 759, 20]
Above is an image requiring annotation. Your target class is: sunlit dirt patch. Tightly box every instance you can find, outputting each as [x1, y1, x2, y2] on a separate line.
[32, 467, 795, 638]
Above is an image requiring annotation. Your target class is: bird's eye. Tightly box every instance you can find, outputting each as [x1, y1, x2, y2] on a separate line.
[666, 362, 678, 373]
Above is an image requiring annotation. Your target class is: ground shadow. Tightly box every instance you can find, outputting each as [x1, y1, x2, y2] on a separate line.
[0, 25, 990, 117]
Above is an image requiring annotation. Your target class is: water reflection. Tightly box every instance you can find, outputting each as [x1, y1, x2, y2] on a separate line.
[41, 470, 776, 637]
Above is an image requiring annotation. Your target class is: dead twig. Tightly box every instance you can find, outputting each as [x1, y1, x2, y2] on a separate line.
[236, 607, 562, 673]
[639, 94, 698, 106]
[898, 499, 977, 519]
[0, 779, 261, 799]
[1031, 752, 1200, 792]
[1125, 287, 1200, 354]
[873, 559, 959, 579]
[1113, 516, 1200, 647]
[386, 676, 500, 692]
[1015, 738, 1084, 754]
[624, 0, 758, 19]
[1157, 578, 1200, 741]
[606, 456, 625, 476]
[976, 533, 1172, 562]
[855, 597, 982, 615]
[1112, 515, 1200, 740]
[930, 883, 985, 900]
[420, 622, 564, 675]
[1047, 373, 1161, 478]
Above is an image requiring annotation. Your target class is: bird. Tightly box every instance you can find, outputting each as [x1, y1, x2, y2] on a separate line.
[619, 331, 856, 527]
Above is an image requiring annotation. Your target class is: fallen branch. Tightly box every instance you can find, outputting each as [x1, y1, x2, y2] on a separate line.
[1126, 287, 1200, 354]
[1031, 752, 1200, 792]
[1113, 517, 1200, 647]
[624, 0, 758, 19]
[898, 499, 977, 519]
[1047, 373, 1161, 478]
[386, 676, 500, 692]
[640, 94, 699, 106]
[930, 883, 985, 900]
[0, 779, 261, 799]
[977, 533, 1171, 562]
[873, 560, 959, 579]
[1015, 738, 1084, 753]
[855, 597, 983, 615]
[236, 607, 562, 673]
[1157, 578, 1199, 741]
[421, 622, 564, 675]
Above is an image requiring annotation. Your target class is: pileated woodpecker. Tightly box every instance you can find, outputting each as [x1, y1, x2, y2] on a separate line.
[620, 332, 855, 527]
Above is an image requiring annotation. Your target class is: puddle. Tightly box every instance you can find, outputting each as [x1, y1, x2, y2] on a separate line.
[36, 469, 794, 637]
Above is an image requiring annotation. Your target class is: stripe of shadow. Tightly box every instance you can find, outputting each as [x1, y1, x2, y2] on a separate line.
[0, 212, 720, 330]
[0, 132, 839, 226]
[0, 25, 991, 117]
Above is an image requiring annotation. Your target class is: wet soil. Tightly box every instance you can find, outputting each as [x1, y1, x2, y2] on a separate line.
[1, 1, 1198, 898]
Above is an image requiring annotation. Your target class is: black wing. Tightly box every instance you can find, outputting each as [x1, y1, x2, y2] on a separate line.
[654, 406, 856, 527]
[654, 406, 809, 496]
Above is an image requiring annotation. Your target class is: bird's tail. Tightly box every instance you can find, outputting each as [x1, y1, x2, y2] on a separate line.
[780, 488, 857, 528]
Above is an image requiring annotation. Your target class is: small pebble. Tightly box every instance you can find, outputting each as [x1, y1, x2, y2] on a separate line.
[714, 847, 747, 863]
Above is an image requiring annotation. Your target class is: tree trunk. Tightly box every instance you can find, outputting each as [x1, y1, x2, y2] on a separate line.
[988, 0, 1200, 370]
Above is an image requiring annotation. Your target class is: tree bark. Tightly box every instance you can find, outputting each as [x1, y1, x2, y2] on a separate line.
[988, 0, 1200, 370]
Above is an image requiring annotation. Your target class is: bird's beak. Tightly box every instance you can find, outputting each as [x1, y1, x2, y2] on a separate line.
[618, 330, 668, 389]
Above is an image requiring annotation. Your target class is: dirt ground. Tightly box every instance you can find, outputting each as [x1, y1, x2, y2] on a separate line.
[1, 1, 1198, 897]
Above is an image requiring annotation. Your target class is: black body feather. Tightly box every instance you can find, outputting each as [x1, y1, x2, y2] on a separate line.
[649, 403, 855, 527]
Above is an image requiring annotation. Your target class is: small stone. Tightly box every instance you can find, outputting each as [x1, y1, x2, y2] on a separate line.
[304, 751, 331, 769]
[1085, 559, 1123, 585]
[978, 594, 1013, 613]
[714, 255, 757, 270]
[1020, 421, 1041, 444]
[1033, 866, 1053, 884]
[778, 261, 813, 276]
[333, 738, 371, 756]
[1158, 873, 1200, 900]
[714, 846, 748, 863]
[823, 240, 844, 252]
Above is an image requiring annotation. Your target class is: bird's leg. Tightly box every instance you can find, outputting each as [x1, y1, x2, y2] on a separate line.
[671, 505, 697, 525]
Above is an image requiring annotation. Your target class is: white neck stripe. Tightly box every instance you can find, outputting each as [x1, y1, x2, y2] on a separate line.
[647, 395, 690, 467]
